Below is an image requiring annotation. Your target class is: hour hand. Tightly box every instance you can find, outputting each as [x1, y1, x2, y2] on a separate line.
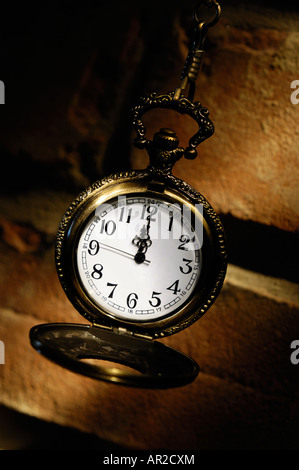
[132, 224, 152, 264]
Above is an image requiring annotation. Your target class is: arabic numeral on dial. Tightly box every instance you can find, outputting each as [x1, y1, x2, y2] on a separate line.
[167, 280, 180, 295]
[107, 282, 117, 298]
[100, 220, 116, 236]
[168, 211, 174, 232]
[178, 235, 195, 250]
[141, 205, 158, 221]
[91, 264, 103, 280]
[179, 258, 192, 274]
[149, 291, 162, 307]
[127, 293, 138, 309]
[88, 240, 100, 256]
[119, 207, 132, 223]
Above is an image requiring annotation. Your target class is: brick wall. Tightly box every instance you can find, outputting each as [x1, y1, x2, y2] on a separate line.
[0, 1, 298, 450]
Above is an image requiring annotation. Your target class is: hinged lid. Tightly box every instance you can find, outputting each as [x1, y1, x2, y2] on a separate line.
[30, 323, 199, 388]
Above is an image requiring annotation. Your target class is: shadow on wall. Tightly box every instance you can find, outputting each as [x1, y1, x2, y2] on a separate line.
[0, 405, 122, 450]
[220, 214, 299, 284]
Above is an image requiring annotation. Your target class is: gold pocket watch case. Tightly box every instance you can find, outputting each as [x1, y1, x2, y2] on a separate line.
[30, 2, 227, 388]
[30, 134, 227, 389]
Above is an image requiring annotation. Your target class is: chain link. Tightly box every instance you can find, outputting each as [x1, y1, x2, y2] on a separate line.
[174, 1, 221, 102]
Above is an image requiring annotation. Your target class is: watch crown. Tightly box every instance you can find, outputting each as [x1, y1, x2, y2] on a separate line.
[153, 128, 179, 150]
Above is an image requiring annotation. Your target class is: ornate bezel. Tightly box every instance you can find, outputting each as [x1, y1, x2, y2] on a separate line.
[55, 169, 227, 339]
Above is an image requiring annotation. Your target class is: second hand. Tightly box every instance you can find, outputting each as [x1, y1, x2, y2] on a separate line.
[99, 242, 151, 265]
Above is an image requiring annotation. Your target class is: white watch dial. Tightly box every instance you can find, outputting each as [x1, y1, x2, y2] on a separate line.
[76, 195, 202, 322]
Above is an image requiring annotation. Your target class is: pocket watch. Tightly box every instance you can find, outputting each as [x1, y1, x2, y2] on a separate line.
[30, 1, 227, 388]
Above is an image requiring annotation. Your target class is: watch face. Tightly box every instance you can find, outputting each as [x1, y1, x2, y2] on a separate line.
[75, 195, 202, 322]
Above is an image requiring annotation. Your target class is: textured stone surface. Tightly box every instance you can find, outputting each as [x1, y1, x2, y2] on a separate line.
[131, 6, 299, 232]
[0, 266, 298, 450]
[0, 1, 298, 450]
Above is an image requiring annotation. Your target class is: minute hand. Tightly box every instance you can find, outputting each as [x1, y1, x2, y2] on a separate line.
[100, 242, 150, 265]
[132, 217, 152, 264]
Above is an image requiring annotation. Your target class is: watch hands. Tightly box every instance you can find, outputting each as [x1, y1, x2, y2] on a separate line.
[99, 242, 150, 266]
[132, 216, 152, 264]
